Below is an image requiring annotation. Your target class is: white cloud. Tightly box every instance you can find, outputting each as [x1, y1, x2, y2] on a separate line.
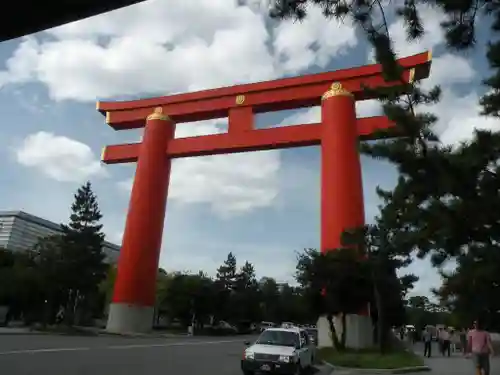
[15, 131, 106, 182]
[385, 4, 494, 146]
[0, 1, 358, 222]
[118, 120, 280, 217]
[422, 53, 475, 90]
[0, 1, 359, 102]
[276, 99, 384, 127]
[389, 5, 445, 58]
[273, 7, 358, 72]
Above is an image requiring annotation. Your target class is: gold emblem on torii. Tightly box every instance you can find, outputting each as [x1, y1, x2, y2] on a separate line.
[321, 82, 353, 101]
[147, 107, 171, 121]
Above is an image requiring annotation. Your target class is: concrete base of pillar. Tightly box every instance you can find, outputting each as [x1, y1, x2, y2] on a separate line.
[317, 314, 373, 349]
[106, 303, 154, 334]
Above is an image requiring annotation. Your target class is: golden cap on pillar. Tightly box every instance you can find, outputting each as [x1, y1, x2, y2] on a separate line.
[146, 107, 171, 121]
[321, 82, 353, 101]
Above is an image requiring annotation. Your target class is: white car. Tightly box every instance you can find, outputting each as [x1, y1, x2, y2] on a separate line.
[241, 327, 316, 375]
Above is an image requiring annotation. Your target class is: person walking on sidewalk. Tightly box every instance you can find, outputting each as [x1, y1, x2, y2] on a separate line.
[440, 327, 451, 357]
[460, 328, 468, 355]
[467, 320, 494, 375]
[423, 327, 432, 358]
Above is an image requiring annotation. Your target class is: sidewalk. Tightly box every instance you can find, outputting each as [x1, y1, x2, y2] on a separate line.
[412, 342, 499, 375]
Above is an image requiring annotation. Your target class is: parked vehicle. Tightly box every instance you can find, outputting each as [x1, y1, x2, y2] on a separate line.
[259, 321, 275, 332]
[242, 327, 316, 375]
[305, 328, 318, 346]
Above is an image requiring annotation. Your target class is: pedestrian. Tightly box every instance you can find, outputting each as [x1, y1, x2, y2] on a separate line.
[467, 320, 494, 375]
[451, 329, 459, 353]
[423, 327, 432, 358]
[440, 327, 451, 357]
[461, 328, 468, 355]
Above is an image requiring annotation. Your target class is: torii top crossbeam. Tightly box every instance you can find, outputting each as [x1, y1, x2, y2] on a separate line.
[98, 51, 431, 164]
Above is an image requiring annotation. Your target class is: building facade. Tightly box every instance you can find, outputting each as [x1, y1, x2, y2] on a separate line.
[0, 210, 120, 264]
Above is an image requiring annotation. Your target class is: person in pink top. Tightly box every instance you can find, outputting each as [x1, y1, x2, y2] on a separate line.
[467, 320, 494, 375]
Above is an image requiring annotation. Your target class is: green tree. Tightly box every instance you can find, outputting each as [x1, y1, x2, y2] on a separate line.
[0, 247, 48, 324]
[162, 272, 215, 328]
[273, 1, 500, 329]
[408, 296, 431, 310]
[0, 248, 17, 306]
[213, 252, 237, 321]
[32, 235, 69, 324]
[343, 224, 417, 351]
[436, 248, 500, 331]
[406, 295, 438, 330]
[233, 261, 261, 323]
[276, 284, 312, 324]
[60, 181, 107, 325]
[98, 265, 117, 314]
[259, 277, 280, 322]
[296, 248, 372, 350]
[155, 268, 173, 325]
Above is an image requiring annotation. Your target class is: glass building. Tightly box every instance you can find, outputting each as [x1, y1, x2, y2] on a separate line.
[0, 210, 120, 264]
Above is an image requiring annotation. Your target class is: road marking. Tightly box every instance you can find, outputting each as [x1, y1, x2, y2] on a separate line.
[107, 339, 243, 350]
[0, 347, 90, 355]
[0, 339, 244, 356]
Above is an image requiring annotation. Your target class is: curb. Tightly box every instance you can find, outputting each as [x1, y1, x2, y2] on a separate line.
[322, 360, 431, 374]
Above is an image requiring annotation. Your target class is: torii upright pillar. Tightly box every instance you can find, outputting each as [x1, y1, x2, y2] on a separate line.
[316, 82, 372, 349]
[107, 108, 174, 333]
[320, 82, 365, 252]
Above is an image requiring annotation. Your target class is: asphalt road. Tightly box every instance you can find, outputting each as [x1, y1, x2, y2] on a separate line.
[412, 341, 500, 375]
[0, 334, 331, 375]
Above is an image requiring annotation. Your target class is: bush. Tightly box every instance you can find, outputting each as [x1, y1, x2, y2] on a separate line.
[318, 347, 424, 369]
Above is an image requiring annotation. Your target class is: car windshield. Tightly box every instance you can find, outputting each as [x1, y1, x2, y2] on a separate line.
[256, 330, 300, 347]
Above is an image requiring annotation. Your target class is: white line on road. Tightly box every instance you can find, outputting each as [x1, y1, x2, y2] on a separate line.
[107, 339, 243, 350]
[0, 347, 91, 355]
[0, 339, 244, 356]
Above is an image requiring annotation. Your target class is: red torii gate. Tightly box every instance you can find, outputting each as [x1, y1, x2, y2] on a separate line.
[98, 51, 432, 334]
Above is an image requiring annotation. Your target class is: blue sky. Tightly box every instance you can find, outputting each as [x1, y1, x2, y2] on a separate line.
[0, 1, 495, 297]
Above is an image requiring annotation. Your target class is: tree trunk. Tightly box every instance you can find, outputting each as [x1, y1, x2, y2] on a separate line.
[340, 312, 347, 348]
[64, 290, 76, 326]
[326, 313, 344, 350]
[374, 282, 385, 353]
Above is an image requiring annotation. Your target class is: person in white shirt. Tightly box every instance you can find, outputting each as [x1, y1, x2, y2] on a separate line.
[422, 328, 432, 357]
[440, 327, 451, 356]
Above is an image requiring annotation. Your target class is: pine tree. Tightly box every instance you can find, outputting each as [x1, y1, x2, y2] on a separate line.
[272, 1, 500, 324]
[296, 248, 372, 350]
[233, 261, 260, 322]
[215, 252, 237, 291]
[60, 181, 107, 324]
[213, 252, 238, 321]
